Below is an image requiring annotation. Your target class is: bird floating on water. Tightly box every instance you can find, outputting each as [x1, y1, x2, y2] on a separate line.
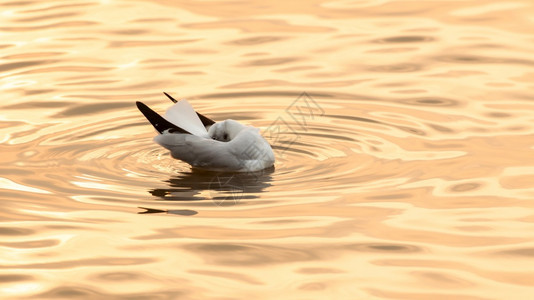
[136, 92, 275, 172]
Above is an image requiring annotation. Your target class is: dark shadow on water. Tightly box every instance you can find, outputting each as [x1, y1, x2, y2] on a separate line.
[138, 207, 198, 216]
[373, 35, 436, 43]
[146, 167, 275, 205]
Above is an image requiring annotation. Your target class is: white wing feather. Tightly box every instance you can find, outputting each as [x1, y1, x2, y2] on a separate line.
[164, 99, 208, 137]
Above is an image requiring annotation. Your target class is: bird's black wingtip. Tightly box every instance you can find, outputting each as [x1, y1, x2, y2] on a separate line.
[135, 100, 191, 135]
[163, 92, 178, 103]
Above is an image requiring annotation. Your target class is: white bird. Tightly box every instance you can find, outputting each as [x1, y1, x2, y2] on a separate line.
[136, 93, 275, 172]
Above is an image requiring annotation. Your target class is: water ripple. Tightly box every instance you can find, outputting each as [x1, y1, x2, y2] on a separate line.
[1, 0, 534, 298]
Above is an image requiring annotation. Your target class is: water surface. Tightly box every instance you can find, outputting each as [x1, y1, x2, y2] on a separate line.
[1, 0, 534, 299]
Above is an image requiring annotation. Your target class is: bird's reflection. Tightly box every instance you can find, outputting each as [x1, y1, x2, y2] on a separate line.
[148, 166, 274, 204]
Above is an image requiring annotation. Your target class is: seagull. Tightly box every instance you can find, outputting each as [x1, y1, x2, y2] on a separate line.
[136, 92, 275, 172]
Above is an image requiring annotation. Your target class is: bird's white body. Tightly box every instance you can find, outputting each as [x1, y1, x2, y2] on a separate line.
[141, 99, 275, 172]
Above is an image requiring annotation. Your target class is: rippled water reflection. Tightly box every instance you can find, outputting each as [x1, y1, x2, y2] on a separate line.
[2, 0, 534, 299]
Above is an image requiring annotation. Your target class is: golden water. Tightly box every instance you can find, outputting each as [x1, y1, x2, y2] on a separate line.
[1, 0, 534, 299]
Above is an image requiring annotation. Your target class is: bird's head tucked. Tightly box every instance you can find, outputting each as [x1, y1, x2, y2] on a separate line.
[208, 119, 246, 142]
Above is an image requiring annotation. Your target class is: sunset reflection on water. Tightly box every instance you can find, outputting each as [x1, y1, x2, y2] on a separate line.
[1, 0, 534, 299]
